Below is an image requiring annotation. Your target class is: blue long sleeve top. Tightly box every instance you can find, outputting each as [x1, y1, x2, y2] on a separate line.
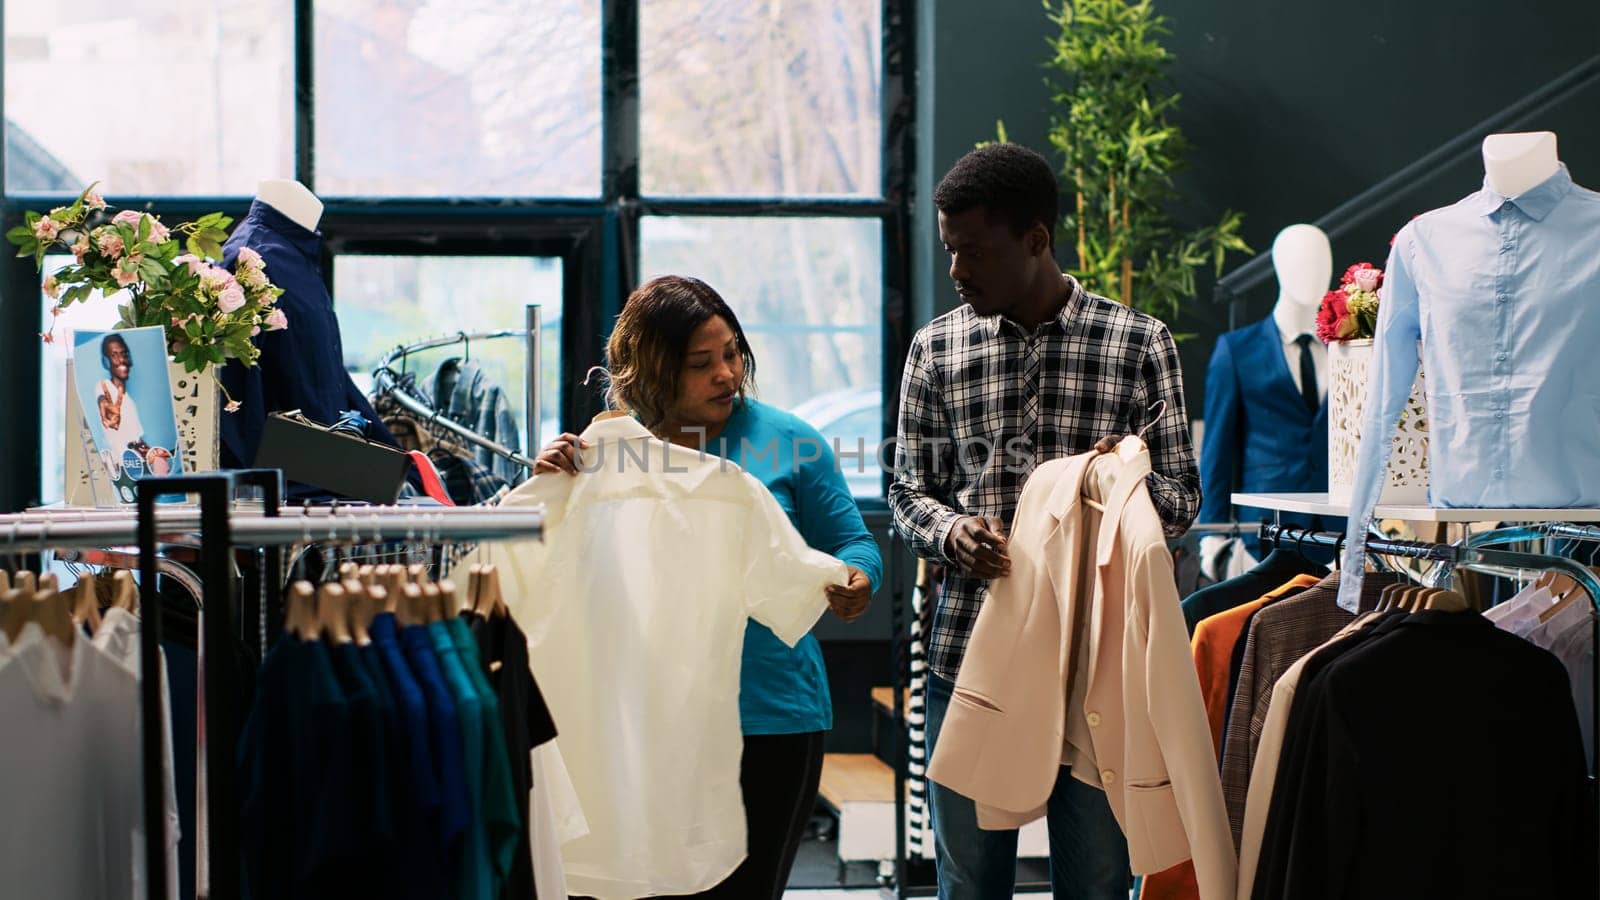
[708, 398, 883, 734]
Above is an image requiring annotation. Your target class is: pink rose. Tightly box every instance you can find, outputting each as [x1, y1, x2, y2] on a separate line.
[112, 261, 140, 288]
[225, 400, 242, 413]
[240, 266, 268, 289]
[97, 231, 125, 259]
[251, 325, 262, 336]
[33, 218, 60, 241]
[39, 331, 54, 344]
[85, 191, 106, 211]
[112, 210, 142, 227]
[218, 284, 247, 312]
[42, 275, 60, 299]
[237, 247, 264, 269]
[173, 253, 205, 274]
[71, 235, 90, 263]
[1352, 266, 1381, 293]
[200, 267, 232, 292]
[145, 216, 170, 244]
[264, 308, 288, 331]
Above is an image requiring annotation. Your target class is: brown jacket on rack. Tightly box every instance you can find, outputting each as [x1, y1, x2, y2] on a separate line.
[927, 443, 1235, 900]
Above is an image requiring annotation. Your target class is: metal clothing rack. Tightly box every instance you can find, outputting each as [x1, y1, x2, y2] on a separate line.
[369, 308, 544, 472]
[0, 472, 546, 900]
[1260, 520, 1600, 890]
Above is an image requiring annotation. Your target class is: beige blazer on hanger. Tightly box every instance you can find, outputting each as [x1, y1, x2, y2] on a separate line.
[927, 445, 1235, 900]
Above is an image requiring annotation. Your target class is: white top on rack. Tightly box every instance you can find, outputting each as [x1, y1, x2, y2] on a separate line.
[1232, 492, 1600, 524]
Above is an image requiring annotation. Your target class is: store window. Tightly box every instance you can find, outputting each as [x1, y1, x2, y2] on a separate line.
[333, 254, 565, 449]
[314, 0, 601, 197]
[640, 216, 883, 497]
[4, 2, 293, 194]
[0, 1, 904, 512]
[640, 0, 882, 197]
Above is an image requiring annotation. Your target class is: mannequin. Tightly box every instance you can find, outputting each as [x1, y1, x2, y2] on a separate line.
[254, 179, 323, 232]
[1269, 224, 1331, 346]
[1198, 224, 1333, 538]
[1340, 130, 1600, 611]
[219, 179, 408, 498]
[1482, 132, 1559, 199]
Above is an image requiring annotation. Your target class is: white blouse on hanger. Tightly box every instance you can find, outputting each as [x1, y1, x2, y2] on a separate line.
[471, 414, 846, 899]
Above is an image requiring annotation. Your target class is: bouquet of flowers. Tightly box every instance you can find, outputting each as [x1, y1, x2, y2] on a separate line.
[7, 184, 287, 407]
[1315, 262, 1383, 343]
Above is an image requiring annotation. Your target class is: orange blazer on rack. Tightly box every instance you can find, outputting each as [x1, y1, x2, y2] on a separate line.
[927, 443, 1235, 900]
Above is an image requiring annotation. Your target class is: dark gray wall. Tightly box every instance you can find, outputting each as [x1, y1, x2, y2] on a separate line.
[913, 1, 1600, 415]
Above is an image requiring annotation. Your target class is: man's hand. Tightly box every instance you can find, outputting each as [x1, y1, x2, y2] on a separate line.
[1092, 434, 1131, 454]
[98, 393, 122, 431]
[826, 566, 873, 623]
[944, 515, 1010, 579]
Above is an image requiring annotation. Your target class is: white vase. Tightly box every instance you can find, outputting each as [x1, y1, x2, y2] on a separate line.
[168, 362, 220, 475]
[1326, 338, 1429, 506]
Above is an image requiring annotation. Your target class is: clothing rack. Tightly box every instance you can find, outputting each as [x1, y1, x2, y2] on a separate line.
[2, 472, 546, 900]
[369, 312, 544, 472]
[1261, 520, 1600, 887]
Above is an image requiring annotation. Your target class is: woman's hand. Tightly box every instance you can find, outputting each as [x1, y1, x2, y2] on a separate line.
[532, 432, 588, 476]
[826, 566, 872, 623]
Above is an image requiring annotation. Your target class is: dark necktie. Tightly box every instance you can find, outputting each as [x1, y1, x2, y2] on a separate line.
[1295, 334, 1319, 411]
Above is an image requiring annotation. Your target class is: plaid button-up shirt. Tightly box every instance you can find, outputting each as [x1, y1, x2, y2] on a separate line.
[889, 278, 1202, 680]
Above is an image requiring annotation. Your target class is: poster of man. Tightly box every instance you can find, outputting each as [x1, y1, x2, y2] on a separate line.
[71, 325, 184, 499]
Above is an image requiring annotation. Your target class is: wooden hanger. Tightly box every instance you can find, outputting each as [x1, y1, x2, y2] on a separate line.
[316, 582, 352, 644]
[14, 571, 37, 594]
[0, 587, 30, 643]
[1423, 588, 1470, 612]
[358, 564, 377, 587]
[419, 583, 443, 624]
[32, 584, 76, 648]
[341, 578, 374, 646]
[339, 561, 358, 580]
[111, 570, 138, 612]
[1375, 582, 1401, 612]
[398, 583, 424, 628]
[467, 565, 484, 615]
[285, 582, 317, 640]
[364, 586, 389, 639]
[479, 564, 506, 618]
[438, 579, 460, 618]
[0, 571, 10, 593]
[71, 574, 101, 636]
[407, 564, 428, 585]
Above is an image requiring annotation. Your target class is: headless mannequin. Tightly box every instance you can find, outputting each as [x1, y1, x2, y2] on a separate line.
[1482, 131, 1560, 198]
[1270, 224, 1332, 401]
[254, 179, 324, 232]
[1269, 224, 1331, 343]
[1198, 223, 1332, 530]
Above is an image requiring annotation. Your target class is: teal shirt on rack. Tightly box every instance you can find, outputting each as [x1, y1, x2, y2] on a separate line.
[707, 398, 883, 735]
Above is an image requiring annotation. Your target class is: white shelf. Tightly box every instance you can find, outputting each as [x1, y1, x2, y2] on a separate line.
[1231, 492, 1600, 524]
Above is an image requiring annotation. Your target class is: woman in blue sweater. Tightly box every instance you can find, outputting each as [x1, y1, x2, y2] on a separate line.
[535, 275, 882, 899]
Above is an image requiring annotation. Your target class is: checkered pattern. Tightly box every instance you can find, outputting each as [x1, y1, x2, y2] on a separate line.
[889, 278, 1202, 680]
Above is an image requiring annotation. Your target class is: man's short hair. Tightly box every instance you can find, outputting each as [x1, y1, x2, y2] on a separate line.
[933, 143, 1059, 249]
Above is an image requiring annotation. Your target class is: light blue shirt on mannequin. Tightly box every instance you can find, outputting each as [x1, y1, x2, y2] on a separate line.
[1339, 164, 1600, 611]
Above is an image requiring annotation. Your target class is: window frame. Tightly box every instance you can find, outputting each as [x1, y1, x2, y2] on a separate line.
[0, 0, 915, 512]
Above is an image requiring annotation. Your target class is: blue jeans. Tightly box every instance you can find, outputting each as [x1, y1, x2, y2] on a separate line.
[925, 673, 1132, 900]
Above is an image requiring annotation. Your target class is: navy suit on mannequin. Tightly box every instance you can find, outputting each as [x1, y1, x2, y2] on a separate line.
[1199, 316, 1329, 542]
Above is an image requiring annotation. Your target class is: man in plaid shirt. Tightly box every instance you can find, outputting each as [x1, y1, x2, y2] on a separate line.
[890, 144, 1201, 899]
